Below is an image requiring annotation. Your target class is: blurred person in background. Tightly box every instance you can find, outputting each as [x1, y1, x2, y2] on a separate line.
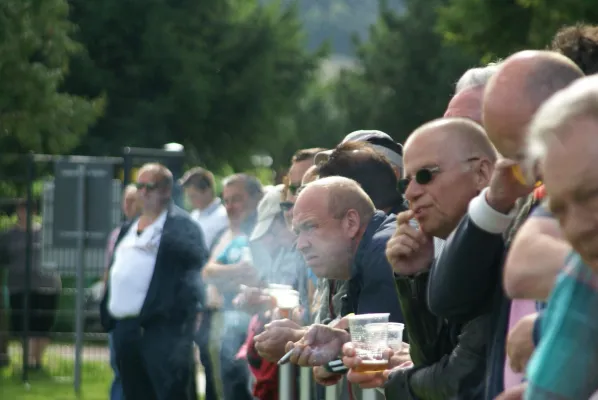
[314, 130, 404, 178]
[100, 163, 207, 400]
[234, 184, 308, 399]
[180, 167, 228, 251]
[0, 198, 62, 371]
[103, 184, 140, 400]
[550, 23, 598, 75]
[200, 173, 263, 400]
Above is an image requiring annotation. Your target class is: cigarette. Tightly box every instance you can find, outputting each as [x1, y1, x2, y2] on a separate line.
[277, 349, 294, 365]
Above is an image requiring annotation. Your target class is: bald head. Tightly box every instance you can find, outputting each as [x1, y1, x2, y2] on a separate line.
[444, 86, 485, 125]
[300, 176, 375, 222]
[483, 50, 584, 160]
[406, 118, 497, 163]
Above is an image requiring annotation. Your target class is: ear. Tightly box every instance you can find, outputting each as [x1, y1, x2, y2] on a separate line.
[474, 158, 493, 190]
[342, 209, 362, 238]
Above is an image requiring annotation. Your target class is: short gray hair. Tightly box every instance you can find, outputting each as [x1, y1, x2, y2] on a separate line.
[526, 75, 598, 171]
[455, 61, 502, 94]
[222, 173, 264, 201]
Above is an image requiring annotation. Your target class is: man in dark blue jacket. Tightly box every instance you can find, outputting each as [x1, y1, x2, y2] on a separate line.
[100, 163, 208, 400]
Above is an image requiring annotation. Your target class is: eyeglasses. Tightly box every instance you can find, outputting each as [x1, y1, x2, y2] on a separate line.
[397, 157, 480, 195]
[397, 167, 440, 194]
[280, 202, 294, 212]
[135, 182, 161, 191]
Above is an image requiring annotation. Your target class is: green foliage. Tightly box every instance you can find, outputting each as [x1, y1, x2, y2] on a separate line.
[0, 0, 103, 155]
[65, 0, 324, 170]
[437, 0, 598, 62]
[333, 0, 477, 144]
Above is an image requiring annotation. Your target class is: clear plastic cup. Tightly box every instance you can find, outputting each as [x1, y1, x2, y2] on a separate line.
[348, 313, 390, 373]
[265, 287, 299, 318]
[367, 322, 404, 352]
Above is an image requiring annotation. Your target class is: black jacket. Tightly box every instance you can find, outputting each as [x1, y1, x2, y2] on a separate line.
[100, 206, 209, 332]
[386, 271, 490, 400]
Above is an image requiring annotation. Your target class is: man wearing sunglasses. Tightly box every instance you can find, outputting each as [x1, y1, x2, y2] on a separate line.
[372, 118, 498, 399]
[101, 163, 208, 400]
[282, 148, 326, 227]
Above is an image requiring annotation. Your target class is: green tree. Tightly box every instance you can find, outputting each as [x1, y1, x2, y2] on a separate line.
[0, 0, 102, 155]
[334, 0, 476, 144]
[65, 0, 323, 170]
[437, 0, 598, 62]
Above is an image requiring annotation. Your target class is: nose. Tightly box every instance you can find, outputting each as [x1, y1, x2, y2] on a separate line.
[295, 232, 310, 252]
[404, 179, 425, 203]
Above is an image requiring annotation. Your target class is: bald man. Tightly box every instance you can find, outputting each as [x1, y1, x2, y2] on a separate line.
[483, 50, 583, 161]
[444, 86, 485, 125]
[342, 118, 496, 399]
[427, 50, 584, 399]
[445, 63, 501, 125]
[266, 177, 403, 391]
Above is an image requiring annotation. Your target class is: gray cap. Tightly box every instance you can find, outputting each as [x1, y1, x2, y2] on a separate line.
[314, 130, 403, 170]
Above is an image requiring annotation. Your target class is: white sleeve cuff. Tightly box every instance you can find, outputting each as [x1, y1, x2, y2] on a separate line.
[468, 187, 516, 234]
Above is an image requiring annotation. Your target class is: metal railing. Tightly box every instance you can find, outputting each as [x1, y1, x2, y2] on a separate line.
[279, 363, 384, 400]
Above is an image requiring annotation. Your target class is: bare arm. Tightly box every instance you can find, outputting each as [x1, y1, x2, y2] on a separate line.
[503, 216, 570, 301]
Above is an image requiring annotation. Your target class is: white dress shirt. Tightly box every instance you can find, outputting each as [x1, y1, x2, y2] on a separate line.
[190, 198, 228, 250]
[108, 210, 167, 319]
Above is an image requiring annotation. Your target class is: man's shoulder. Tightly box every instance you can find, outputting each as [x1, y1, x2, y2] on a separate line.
[368, 213, 396, 244]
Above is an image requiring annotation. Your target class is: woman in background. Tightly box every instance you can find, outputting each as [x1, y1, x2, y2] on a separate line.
[0, 198, 62, 370]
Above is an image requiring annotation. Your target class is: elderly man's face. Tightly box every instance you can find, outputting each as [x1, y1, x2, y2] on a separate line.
[545, 118, 598, 270]
[136, 170, 169, 214]
[223, 182, 252, 225]
[292, 187, 354, 280]
[402, 130, 485, 238]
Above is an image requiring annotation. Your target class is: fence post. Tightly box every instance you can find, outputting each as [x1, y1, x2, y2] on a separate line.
[299, 367, 312, 400]
[362, 388, 380, 400]
[73, 164, 86, 394]
[21, 152, 35, 383]
[279, 363, 295, 400]
[324, 378, 339, 399]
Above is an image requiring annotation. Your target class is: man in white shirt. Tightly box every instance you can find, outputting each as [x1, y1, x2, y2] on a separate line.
[180, 167, 228, 251]
[100, 163, 208, 400]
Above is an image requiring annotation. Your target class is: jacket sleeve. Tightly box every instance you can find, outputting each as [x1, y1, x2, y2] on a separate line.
[179, 217, 209, 313]
[384, 314, 490, 400]
[427, 189, 512, 322]
[394, 273, 452, 366]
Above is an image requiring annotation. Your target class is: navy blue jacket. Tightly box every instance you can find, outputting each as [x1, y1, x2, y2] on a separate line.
[343, 211, 404, 323]
[100, 206, 209, 332]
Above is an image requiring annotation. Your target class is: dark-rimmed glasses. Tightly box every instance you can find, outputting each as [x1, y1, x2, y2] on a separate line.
[397, 157, 480, 195]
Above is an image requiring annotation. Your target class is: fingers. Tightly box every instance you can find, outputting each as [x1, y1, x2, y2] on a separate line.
[386, 235, 422, 260]
[347, 370, 385, 388]
[396, 210, 415, 225]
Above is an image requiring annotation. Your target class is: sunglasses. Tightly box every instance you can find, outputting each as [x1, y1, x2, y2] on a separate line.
[397, 157, 480, 195]
[135, 182, 161, 191]
[397, 167, 440, 195]
[280, 201, 294, 212]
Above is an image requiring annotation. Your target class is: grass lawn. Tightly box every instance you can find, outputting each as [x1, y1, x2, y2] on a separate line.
[0, 360, 111, 400]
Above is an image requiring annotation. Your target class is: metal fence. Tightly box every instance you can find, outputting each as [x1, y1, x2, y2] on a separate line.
[278, 364, 384, 400]
[1, 150, 184, 395]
